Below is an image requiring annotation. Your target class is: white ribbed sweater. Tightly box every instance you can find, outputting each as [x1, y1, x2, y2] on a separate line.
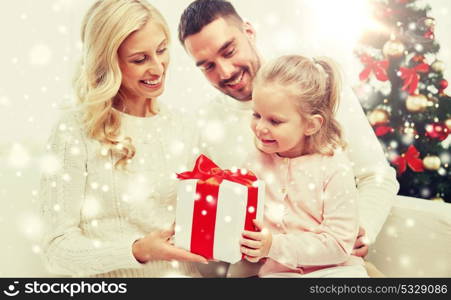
[39, 105, 201, 277]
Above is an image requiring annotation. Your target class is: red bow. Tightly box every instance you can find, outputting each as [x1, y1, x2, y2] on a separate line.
[359, 55, 389, 82]
[399, 63, 430, 95]
[392, 145, 424, 175]
[177, 154, 257, 186]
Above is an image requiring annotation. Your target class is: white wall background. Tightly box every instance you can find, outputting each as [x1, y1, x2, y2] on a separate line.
[0, 0, 450, 276]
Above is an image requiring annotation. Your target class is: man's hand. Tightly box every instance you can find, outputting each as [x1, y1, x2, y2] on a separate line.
[352, 226, 369, 258]
[240, 220, 272, 263]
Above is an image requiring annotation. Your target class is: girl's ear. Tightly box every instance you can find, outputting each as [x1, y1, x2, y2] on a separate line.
[305, 114, 323, 136]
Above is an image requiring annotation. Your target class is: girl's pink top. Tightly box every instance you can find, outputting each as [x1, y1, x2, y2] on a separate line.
[247, 149, 364, 276]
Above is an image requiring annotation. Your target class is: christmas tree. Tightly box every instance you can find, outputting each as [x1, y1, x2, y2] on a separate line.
[354, 0, 450, 202]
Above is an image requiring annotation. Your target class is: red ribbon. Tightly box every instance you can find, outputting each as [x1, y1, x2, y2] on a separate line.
[359, 55, 389, 82]
[392, 145, 424, 175]
[399, 63, 430, 95]
[177, 154, 259, 260]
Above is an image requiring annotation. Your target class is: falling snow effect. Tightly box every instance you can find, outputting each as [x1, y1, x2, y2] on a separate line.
[0, 0, 450, 278]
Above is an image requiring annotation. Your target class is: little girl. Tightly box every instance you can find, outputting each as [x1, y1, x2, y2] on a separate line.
[240, 55, 368, 277]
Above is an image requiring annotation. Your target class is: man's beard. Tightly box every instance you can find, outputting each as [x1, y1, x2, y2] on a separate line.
[219, 66, 251, 99]
[218, 43, 261, 101]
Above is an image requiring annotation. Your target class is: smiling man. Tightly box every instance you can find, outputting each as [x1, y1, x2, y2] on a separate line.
[183, 16, 260, 101]
[178, 0, 399, 278]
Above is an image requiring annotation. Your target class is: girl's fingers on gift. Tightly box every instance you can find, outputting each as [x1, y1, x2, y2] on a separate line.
[241, 246, 259, 257]
[240, 238, 262, 249]
[244, 255, 260, 263]
[242, 230, 261, 240]
[252, 219, 263, 231]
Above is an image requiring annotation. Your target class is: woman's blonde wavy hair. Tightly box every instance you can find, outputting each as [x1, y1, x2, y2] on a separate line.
[74, 0, 170, 168]
[253, 55, 346, 156]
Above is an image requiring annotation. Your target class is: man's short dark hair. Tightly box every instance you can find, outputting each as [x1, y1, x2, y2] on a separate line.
[178, 0, 243, 45]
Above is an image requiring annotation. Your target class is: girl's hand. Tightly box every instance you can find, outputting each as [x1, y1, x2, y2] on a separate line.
[132, 224, 208, 264]
[240, 219, 272, 263]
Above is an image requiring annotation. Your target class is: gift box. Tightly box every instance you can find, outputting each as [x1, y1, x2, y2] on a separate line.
[174, 155, 265, 264]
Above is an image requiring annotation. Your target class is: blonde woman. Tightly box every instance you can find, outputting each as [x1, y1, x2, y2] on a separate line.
[240, 55, 368, 277]
[39, 0, 206, 277]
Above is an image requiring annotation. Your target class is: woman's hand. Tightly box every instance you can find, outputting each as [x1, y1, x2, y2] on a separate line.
[240, 219, 272, 263]
[132, 225, 208, 264]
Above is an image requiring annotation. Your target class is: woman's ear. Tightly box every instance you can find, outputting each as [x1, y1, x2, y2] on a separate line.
[305, 114, 323, 136]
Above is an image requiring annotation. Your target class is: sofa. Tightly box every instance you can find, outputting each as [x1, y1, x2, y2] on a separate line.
[367, 196, 451, 277]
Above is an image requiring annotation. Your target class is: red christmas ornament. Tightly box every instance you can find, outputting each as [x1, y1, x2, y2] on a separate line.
[412, 55, 425, 63]
[392, 145, 424, 175]
[399, 63, 430, 94]
[440, 79, 448, 91]
[424, 31, 434, 40]
[425, 123, 449, 141]
[374, 125, 394, 137]
[359, 54, 389, 82]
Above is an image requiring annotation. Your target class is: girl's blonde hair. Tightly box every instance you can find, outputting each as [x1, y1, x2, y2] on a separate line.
[74, 0, 170, 168]
[254, 55, 346, 156]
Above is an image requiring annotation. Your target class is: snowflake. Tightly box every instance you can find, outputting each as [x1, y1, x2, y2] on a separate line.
[439, 152, 450, 164]
[170, 140, 185, 155]
[8, 143, 30, 168]
[39, 154, 61, 175]
[29, 44, 52, 65]
[92, 240, 102, 248]
[0, 96, 10, 106]
[204, 120, 225, 143]
[233, 186, 244, 196]
[19, 212, 44, 239]
[420, 188, 431, 198]
[62, 173, 71, 182]
[57, 25, 67, 34]
[32, 245, 41, 254]
[399, 255, 411, 268]
[171, 260, 180, 269]
[265, 202, 285, 223]
[405, 218, 415, 228]
[82, 196, 101, 217]
[216, 265, 227, 276]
